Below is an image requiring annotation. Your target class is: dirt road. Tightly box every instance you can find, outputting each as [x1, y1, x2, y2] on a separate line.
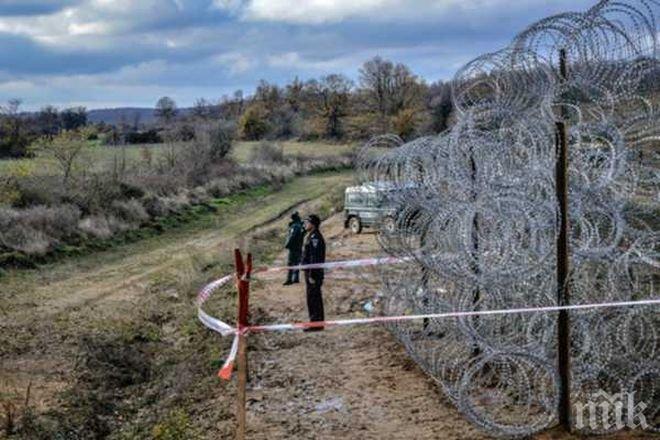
[209, 215, 648, 440]
[226, 214, 489, 439]
[0, 173, 351, 416]
[1, 170, 645, 439]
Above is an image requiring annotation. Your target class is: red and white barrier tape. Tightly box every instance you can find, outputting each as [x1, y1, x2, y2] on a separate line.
[197, 257, 660, 380]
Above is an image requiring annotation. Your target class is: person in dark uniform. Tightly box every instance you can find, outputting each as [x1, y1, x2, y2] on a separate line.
[301, 214, 325, 330]
[283, 212, 304, 285]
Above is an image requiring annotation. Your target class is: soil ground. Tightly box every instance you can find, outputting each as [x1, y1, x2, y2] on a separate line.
[211, 216, 651, 439]
[229, 215, 489, 439]
[1, 170, 651, 439]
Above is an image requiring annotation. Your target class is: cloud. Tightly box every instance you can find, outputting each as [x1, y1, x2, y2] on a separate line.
[216, 0, 590, 25]
[0, 0, 77, 16]
[243, 0, 395, 24]
[0, 0, 598, 109]
[212, 52, 258, 75]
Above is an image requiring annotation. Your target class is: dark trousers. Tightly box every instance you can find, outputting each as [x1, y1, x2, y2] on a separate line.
[286, 269, 300, 283]
[286, 251, 301, 283]
[305, 276, 325, 323]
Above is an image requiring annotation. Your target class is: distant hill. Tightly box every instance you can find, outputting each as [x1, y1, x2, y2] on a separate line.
[87, 108, 157, 125]
[87, 107, 194, 126]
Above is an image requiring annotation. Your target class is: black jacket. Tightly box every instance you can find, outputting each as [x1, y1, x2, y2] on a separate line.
[302, 229, 326, 281]
[284, 220, 304, 253]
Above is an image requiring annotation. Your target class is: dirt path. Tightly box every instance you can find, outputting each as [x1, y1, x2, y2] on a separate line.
[214, 215, 649, 440]
[2, 174, 349, 319]
[223, 214, 490, 439]
[2, 172, 645, 439]
[0, 172, 352, 415]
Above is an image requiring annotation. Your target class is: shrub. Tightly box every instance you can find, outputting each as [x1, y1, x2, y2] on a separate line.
[161, 193, 190, 214]
[0, 161, 34, 206]
[78, 215, 130, 239]
[0, 207, 19, 230]
[22, 204, 81, 240]
[141, 195, 169, 218]
[204, 179, 232, 198]
[194, 121, 235, 162]
[186, 187, 210, 205]
[68, 173, 123, 214]
[78, 216, 112, 239]
[134, 174, 185, 196]
[15, 176, 64, 207]
[119, 182, 146, 199]
[0, 204, 81, 255]
[124, 129, 162, 144]
[0, 223, 52, 255]
[249, 142, 285, 164]
[110, 200, 149, 225]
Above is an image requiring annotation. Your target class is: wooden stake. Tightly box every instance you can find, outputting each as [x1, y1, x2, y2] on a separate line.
[556, 48, 572, 432]
[234, 249, 252, 440]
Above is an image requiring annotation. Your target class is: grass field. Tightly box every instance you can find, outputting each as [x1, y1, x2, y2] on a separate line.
[0, 140, 354, 176]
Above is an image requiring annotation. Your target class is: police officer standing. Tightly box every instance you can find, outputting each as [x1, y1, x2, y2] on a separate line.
[302, 214, 325, 329]
[284, 212, 304, 285]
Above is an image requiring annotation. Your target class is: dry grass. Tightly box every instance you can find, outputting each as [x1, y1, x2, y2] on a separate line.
[0, 141, 354, 177]
[0, 171, 352, 439]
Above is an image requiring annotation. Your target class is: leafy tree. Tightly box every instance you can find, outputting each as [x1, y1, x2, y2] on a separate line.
[0, 99, 30, 158]
[392, 108, 418, 140]
[239, 104, 270, 140]
[155, 96, 177, 125]
[36, 105, 60, 137]
[60, 107, 87, 130]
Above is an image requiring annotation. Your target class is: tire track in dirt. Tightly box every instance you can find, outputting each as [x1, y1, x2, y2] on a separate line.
[3, 174, 349, 320]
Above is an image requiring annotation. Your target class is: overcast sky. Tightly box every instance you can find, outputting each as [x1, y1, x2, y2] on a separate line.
[0, 0, 596, 110]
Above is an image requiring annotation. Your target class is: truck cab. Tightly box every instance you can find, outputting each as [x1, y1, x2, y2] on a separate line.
[343, 182, 397, 233]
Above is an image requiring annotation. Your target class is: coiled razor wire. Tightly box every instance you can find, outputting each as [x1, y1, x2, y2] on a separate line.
[359, 0, 659, 437]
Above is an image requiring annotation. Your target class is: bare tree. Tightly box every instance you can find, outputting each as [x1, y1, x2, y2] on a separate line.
[286, 77, 305, 113]
[359, 56, 423, 117]
[233, 89, 244, 116]
[314, 74, 353, 139]
[192, 98, 215, 120]
[427, 80, 454, 133]
[30, 129, 92, 188]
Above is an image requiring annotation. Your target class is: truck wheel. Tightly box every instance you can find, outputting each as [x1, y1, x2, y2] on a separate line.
[382, 216, 396, 234]
[349, 217, 362, 234]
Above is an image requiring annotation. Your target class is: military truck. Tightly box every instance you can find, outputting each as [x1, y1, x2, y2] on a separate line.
[343, 182, 397, 234]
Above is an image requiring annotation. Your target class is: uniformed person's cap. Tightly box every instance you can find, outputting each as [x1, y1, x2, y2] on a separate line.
[304, 214, 321, 227]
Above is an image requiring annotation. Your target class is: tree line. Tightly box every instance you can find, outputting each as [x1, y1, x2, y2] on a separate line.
[0, 56, 455, 158]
